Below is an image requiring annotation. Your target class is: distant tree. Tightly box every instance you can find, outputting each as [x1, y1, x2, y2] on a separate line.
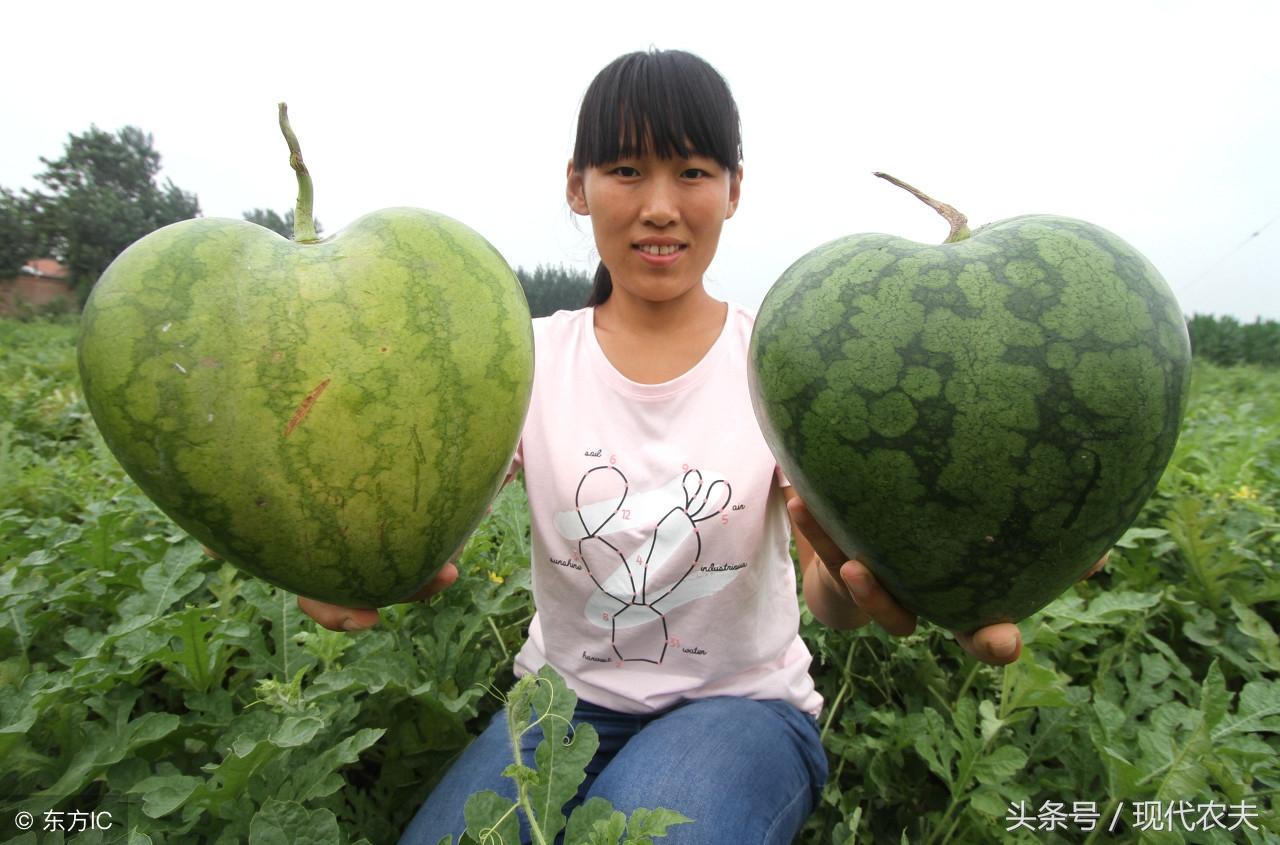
[1186, 313, 1280, 367]
[25, 125, 200, 303]
[242, 207, 323, 239]
[516, 264, 592, 318]
[0, 187, 35, 278]
[1242, 317, 1280, 366]
[1187, 313, 1244, 365]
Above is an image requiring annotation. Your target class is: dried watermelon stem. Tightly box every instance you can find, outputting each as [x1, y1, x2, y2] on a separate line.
[278, 102, 320, 244]
[874, 172, 971, 244]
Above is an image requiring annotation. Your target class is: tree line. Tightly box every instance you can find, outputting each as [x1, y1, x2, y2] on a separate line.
[1, 127, 199, 304]
[0, 126, 316, 305]
[515, 264, 591, 317]
[1186, 314, 1280, 367]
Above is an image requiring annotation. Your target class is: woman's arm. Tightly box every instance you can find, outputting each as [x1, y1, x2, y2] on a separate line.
[784, 486, 910, 634]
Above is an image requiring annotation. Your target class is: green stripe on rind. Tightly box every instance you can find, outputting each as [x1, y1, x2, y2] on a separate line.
[749, 215, 1190, 631]
[78, 210, 534, 608]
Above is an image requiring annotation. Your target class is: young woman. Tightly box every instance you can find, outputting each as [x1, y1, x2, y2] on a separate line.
[302, 49, 1041, 845]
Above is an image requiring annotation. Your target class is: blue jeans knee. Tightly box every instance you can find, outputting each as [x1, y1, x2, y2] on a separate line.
[398, 695, 827, 845]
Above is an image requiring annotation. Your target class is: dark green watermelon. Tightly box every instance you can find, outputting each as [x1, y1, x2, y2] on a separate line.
[749, 214, 1190, 631]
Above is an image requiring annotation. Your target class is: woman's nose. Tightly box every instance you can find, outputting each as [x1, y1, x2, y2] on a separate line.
[639, 176, 679, 226]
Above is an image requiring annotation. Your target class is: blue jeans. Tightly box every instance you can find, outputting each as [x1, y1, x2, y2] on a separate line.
[398, 695, 828, 845]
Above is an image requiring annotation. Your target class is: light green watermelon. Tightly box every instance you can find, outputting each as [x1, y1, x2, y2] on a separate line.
[78, 209, 533, 608]
[749, 204, 1190, 631]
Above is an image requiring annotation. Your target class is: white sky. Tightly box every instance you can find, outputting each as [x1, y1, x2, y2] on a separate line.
[4, 0, 1278, 320]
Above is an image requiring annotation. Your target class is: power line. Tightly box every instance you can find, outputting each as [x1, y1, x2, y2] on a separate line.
[1184, 209, 1280, 290]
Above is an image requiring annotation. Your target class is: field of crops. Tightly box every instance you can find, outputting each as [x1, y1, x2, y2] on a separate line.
[1, 316, 1277, 844]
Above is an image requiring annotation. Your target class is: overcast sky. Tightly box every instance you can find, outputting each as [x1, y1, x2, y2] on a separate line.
[5, 1, 1278, 320]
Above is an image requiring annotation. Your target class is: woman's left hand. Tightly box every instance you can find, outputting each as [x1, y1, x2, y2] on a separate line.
[787, 495, 1108, 667]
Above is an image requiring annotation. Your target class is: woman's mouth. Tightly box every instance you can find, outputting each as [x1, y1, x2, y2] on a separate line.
[633, 243, 686, 266]
[634, 244, 685, 256]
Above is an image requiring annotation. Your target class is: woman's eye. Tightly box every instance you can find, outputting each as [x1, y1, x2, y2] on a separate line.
[610, 166, 640, 177]
[681, 168, 711, 179]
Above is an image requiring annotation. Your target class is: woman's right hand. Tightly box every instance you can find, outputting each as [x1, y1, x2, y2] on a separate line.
[297, 562, 460, 631]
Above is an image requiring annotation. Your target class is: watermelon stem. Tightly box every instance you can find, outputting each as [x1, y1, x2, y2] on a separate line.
[278, 102, 321, 244]
[873, 172, 971, 244]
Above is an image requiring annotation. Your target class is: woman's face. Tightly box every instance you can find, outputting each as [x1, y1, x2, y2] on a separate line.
[567, 150, 742, 306]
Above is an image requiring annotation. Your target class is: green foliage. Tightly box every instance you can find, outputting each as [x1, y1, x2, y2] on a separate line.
[242, 208, 323, 240]
[22, 126, 201, 303]
[2, 318, 1278, 843]
[0, 186, 35, 279]
[1187, 314, 1280, 367]
[515, 264, 591, 318]
[441, 667, 690, 845]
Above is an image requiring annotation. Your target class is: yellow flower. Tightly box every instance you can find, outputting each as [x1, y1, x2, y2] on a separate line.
[487, 571, 505, 585]
[1232, 485, 1257, 501]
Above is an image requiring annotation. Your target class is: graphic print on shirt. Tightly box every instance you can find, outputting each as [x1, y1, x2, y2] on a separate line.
[551, 464, 737, 664]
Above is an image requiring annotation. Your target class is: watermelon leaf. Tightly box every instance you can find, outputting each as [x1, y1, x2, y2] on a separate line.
[566, 797, 627, 844]
[623, 807, 695, 842]
[523, 666, 600, 842]
[463, 790, 520, 845]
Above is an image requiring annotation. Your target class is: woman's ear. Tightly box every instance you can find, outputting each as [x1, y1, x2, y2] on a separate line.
[566, 159, 590, 215]
[725, 165, 743, 220]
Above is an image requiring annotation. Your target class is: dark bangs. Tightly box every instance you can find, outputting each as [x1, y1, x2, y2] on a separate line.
[572, 49, 742, 172]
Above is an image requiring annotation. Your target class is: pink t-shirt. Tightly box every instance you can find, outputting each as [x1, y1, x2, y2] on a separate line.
[508, 303, 823, 718]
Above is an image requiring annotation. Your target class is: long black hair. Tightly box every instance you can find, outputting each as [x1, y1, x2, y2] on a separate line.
[572, 49, 743, 307]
